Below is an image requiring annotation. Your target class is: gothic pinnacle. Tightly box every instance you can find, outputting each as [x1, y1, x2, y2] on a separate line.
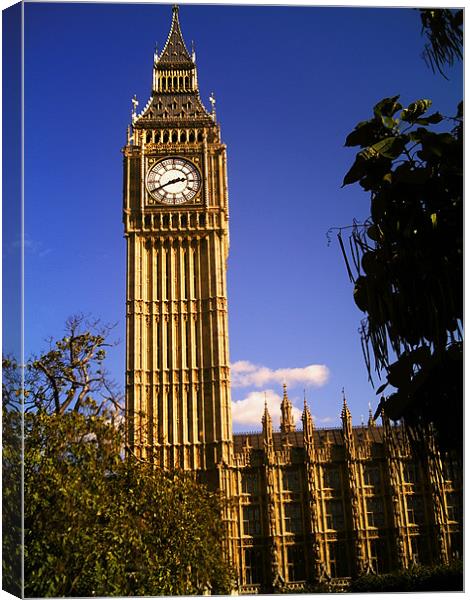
[341, 389, 351, 420]
[280, 384, 295, 434]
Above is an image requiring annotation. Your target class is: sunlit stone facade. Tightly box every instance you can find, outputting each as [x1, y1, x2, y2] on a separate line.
[123, 7, 462, 593]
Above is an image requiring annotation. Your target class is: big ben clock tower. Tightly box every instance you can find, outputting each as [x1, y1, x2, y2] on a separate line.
[123, 6, 233, 480]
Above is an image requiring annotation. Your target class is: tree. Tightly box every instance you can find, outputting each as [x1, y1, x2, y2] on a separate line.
[419, 9, 463, 77]
[27, 314, 122, 416]
[4, 316, 234, 596]
[24, 411, 233, 596]
[338, 10, 462, 454]
[2, 358, 23, 597]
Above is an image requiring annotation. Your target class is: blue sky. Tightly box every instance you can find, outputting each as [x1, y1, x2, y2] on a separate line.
[9, 2, 462, 432]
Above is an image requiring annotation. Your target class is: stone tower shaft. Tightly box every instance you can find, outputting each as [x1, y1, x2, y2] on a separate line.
[123, 6, 232, 473]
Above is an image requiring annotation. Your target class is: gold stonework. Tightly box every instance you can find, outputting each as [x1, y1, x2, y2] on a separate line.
[124, 8, 462, 593]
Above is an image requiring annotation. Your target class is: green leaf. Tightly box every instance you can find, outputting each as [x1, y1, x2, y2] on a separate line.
[375, 382, 389, 395]
[414, 111, 443, 125]
[373, 96, 402, 118]
[353, 276, 369, 311]
[370, 136, 407, 159]
[381, 116, 398, 129]
[344, 119, 380, 148]
[342, 156, 367, 187]
[401, 99, 432, 122]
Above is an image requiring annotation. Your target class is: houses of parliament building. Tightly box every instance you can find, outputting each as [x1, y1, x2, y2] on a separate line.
[122, 6, 462, 593]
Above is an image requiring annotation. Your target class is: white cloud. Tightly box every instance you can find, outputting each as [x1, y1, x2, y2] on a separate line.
[315, 415, 335, 425]
[231, 360, 329, 389]
[10, 236, 51, 258]
[231, 389, 302, 428]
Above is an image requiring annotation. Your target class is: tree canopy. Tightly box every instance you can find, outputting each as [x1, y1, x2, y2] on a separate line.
[338, 9, 463, 454]
[3, 316, 234, 597]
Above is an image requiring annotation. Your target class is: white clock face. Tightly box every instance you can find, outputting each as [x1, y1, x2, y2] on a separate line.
[146, 157, 201, 205]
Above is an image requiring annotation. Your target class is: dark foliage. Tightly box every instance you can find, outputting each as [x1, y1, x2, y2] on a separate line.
[350, 561, 463, 593]
[2, 358, 23, 597]
[340, 97, 462, 454]
[419, 9, 463, 77]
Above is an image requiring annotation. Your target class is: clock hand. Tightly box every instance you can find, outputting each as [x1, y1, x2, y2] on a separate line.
[153, 176, 186, 192]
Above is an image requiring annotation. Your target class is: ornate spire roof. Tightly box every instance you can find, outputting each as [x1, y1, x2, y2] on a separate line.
[280, 384, 296, 434]
[301, 391, 311, 421]
[302, 392, 315, 443]
[262, 396, 273, 441]
[157, 5, 194, 68]
[133, 6, 213, 126]
[340, 388, 351, 421]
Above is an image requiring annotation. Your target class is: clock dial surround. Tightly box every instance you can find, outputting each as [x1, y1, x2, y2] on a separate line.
[146, 157, 202, 205]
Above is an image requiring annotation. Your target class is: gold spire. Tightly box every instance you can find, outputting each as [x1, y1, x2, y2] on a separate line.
[302, 390, 315, 443]
[262, 394, 273, 441]
[340, 388, 351, 420]
[157, 4, 194, 67]
[280, 384, 295, 434]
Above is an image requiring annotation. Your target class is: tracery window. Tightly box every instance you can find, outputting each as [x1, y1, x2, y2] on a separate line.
[283, 503, 302, 534]
[241, 471, 259, 495]
[406, 494, 425, 525]
[244, 547, 262, 584]
[446, 491, 462, 523]
[369, 538, 389, 573]
[323, 467, 340, 489]
[325, 499, 345, 531]
[286, 545, 306, 581]
[363, 466, 381, 487]
[328, 540, 349, 577]
[242, 505, 261, 536]
[282, 469, 300, 493]
[366, 497, 385, 528]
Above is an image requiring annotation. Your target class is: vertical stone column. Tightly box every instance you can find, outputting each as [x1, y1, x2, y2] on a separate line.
[423, 427, 448, 563]
[341, 395, 366, 576]
[382, 412, 407, 570]
[302, 400, 323, 582]
[262, 403, 283, 592]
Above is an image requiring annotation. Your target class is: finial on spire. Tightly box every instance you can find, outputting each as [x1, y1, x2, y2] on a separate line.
[172, 4, 179, 16]
[280, 384, 295, 435]
[262, 392, 273, 439]
[131, 94, 139, 123]
[209, 92, 216, 120]
[368, 403, 376, 427]
[341, 389, 351, 421]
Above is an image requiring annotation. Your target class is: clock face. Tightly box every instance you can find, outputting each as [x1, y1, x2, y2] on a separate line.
[146, 157, 201, 205]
